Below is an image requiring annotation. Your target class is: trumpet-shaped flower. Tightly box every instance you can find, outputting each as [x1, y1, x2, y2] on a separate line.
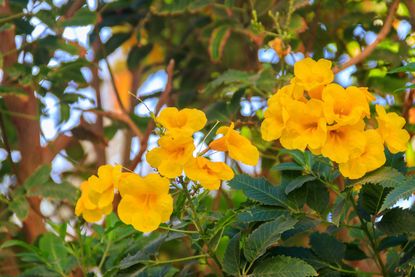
[157, 107, 207, 136]
[75, 165, 122, 222]
[339, 130, 386, 179]
[280, 99, 327, 151]
[321, 122, 366, 163]
[146, 135, 195, 178]
[118, 173, 173, 233]
[293, 58, 334, 99]
[376, 105, 410, 154]
[209, 123, 259, 166]
[322, 84, 370, 126]
[184, 157, 234, 190]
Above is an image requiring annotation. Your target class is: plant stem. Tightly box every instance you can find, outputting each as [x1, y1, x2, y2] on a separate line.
[98, 236, 112, 270]
[147, 254, 208, 266]
[158, 225, 198, 234]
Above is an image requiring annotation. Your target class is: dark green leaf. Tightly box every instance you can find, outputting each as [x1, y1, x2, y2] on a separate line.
[285, 175, 316, 194]
[377, 208, 415, 235]
[61, 7, 97, 27]
[237, 206, 289, 223]
[244, 216, 298, 262]
[222, 233, 241, 275]
[252, 255, 317, 277]
[310, 232, 346, 263]
[228, 175, 293, 209]
[304, 181, 329, 214]
[380, 176, 415, 212]
[127, 44, 153, 70]
[358, 183, 390, 219]
[344, 243, 367, 260]
[351, 167, 406, 188]
[271, 162, 303, 172]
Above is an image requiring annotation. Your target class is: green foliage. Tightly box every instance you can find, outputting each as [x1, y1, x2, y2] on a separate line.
[252, 255, 317, 277]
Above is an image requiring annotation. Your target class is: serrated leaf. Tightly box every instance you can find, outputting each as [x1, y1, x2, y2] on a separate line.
[244, 216, 298, 262]
[310, 232, 346, 263]
[358, 183, 390, 219]
[285, 175, 316, 194]
[388, 63, 415, 73]
[228, 175, 293, 209]
[237, 206, 289, 223]
[23, 165, 51, 190]
[222, 233, 241, 275]
[376, 208, 415, 235]
[271, 162, 304, 171]
[379, 176, 415, 212]
[209, 25, 231, 63]
[304, 181, 329, 214]
[351, 167, 406, 188]
[331, 194, 346, 227]
[251, 255, 317, 277]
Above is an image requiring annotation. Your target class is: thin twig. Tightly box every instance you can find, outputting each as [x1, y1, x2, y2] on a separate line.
[332, 0, 400, 74]
[0, 113, 21, 184]
[128, 59, 175, 171]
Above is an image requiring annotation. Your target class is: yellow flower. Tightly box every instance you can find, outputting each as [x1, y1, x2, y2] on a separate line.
[321, 122, 366, 163]
[359, 87, 376, 102]
[209, 123, 259, 166]
[376, 105, 410, 154]
[157, 107, 207, 136]
[280, 99, 327, 151]
[339, 130, 386, 179]
[293, 58, 334, 99]
[322, 84, 370, 126]
[184, 157, 234, 190]
[118, 173, 173, 233]
[146, 135, 195, 178]
[75, 165, 122, 222]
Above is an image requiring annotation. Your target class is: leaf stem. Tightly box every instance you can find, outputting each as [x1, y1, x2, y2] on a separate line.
[147, 254, 208, 266]
[158, 225, 198, 234]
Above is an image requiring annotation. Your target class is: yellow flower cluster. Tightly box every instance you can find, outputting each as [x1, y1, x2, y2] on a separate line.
[261, 58, 410, 179]
[147, 107, 259, 189]
[75, 107, 259, 232]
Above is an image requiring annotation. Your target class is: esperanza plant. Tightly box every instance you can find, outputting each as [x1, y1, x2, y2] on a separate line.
[4, 58, 415, 277]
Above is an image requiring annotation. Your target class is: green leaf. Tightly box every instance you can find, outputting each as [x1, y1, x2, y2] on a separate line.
[380, 176, 415, 212]
[279, 149, 306, 165]
[331, 194, 347, 227]
[244, 216, 298, 262]
[228, 175, 293, 208]
[9, 195, 29, 220]
[393, 84, 415, 93]
[344, 243, 367, 261]
[237, 206, 289, 223]
[304, 181, 329, 214]
[27, 181, 78, 204]
[376, 208, 415, 235]
[222, 233, 241, 275]
[252, 255, 317, 277]
[271, 162, 304, 172]
[388, 63, 415, 73]
[358, 183, 390, 219]
[209, 25, 231, 63]
[1, 239, 39, 253]
[61, 7, 97, 27]
[23, 165, 51, 190]
[38, 233, 73, 273]
[310, 232, 346, 263]
[285, 175, 316, 194]
[351, 167, 406, 188]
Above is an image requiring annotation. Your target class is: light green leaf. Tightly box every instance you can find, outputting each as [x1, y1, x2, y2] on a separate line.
[27, 181, 78, 204]
[209, 25, 231, 63]
[271, 162, 303, 172]
[388, 63, 415, 73]
[23, 165, 51, 190]
[380, 176, 415, 212]
[350, 167, 405, 188]
[9, 195, 29, 220]
[251, 255, 317, 277]
[244, 216, 298, 262]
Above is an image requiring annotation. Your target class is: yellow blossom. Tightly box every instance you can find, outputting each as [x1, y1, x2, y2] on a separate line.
[146, 135, 195, 178]
[75, 165, 122, 222]
[293, 58, 334, 99]
[184, 157, 234, 190]
[280, 99, 327, 151]
[156, 107, 207, 136]
[322, 84, 370, 126]
[209, 123, 259, 166]
[376, 105, 410, 154]
[339, 130, 386, 179]
[118, 173, 173, 233]
[321, 122, 366, 163]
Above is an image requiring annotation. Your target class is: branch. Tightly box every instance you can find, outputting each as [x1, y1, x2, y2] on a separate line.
[128, 59, 175, 171]
[42, 134, 74, 164]
[332, 0, 400, 74]
[86, 109, 143, 140]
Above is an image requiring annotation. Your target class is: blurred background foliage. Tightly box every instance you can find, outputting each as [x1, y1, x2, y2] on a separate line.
[0, 0, 415, 276]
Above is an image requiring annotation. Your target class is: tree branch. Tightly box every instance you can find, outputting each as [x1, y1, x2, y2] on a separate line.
[128, 59, 175, 171]
[332, 0, 400, 74]
[42, 134, 74, 164]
